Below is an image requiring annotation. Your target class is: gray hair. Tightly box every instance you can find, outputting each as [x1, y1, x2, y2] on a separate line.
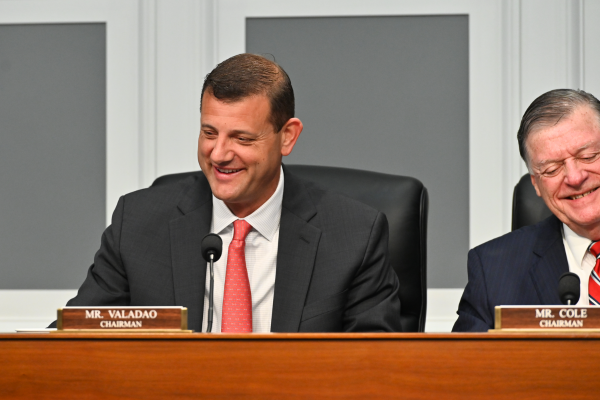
[517, 89, 600, 170]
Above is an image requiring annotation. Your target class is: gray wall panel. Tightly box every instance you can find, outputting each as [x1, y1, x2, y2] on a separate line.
[0, 24, 106, 289]
[247, 16, 469, 288]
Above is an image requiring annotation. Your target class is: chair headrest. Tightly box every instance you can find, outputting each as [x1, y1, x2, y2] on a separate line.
[512, 174, 553, 231]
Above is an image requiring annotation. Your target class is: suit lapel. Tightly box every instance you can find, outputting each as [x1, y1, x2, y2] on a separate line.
[271, 170, 321, 332]
[170, 175, 213, 332]
[528, 216, 570, 304]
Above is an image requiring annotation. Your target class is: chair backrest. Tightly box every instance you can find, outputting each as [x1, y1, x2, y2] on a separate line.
[152, 164, 429, 332]
[512, 173, 553, 231]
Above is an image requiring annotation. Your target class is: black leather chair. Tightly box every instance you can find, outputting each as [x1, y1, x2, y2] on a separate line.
[152, 165, 429, 332]
[512, 173, 552, 231]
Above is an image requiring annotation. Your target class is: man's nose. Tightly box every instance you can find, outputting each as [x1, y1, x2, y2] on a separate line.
[210, 136, 234, 164]
[564, 159, 588, 187]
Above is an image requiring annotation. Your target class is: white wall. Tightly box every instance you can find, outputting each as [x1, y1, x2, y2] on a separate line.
[1, 0, 599, 332]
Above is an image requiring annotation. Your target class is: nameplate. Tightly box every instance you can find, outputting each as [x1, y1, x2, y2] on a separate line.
[55, 307, 190, 332]
[493, 306, 600, 332]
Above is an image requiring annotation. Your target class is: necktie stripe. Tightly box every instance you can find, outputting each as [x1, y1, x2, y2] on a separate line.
[588, 241, 600, 306]
[593, 270, 600, 286]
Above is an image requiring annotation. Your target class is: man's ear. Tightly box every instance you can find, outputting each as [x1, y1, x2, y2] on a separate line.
[280, 118, 303, 156]
[530, 174, 542, 197]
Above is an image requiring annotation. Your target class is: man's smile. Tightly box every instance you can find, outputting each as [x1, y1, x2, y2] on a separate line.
[567, 187, 599, 200]
[215, 167, 243, 174]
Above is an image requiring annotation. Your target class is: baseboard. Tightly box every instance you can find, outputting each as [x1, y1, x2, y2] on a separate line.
[0, 290, 77, 332]
[424, 288, 462, 332]
[0, 289, 463, 333]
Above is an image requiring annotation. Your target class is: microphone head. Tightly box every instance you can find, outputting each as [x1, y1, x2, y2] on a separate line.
[201, 233, 223, 262]
[558, 272, 580, 305]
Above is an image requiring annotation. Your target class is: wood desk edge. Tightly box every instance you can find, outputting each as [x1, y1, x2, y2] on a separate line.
[3, 332, 600, 340]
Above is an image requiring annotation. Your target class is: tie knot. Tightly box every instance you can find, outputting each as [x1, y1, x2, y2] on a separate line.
[590, 241, 600, 258]
[233, 219, 252, 241]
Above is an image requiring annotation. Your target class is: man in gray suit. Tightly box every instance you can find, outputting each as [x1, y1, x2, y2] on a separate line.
[57, 54, 402, 333]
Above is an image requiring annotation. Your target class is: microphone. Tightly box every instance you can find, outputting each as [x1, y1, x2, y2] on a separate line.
[201, 233, 223, 262]
[558, 272, 580, 305]
[201, 233, 222, 333]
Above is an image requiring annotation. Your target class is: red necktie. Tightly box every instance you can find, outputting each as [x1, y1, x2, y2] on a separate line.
[221, 219, 253, 332]
[588, 241, 600, 305]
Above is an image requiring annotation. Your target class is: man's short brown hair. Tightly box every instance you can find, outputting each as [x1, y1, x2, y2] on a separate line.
[200, 53, 295, 133]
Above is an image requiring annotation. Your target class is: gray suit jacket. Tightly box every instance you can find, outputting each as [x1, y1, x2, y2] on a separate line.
[56, 168, 402, 332]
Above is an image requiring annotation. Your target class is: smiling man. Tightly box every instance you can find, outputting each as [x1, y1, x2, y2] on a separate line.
[453, 89, 600, 332]
[56, 54, 402, 333]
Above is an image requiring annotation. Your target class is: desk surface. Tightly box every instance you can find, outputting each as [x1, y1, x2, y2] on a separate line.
[1, 332, 597, 399]
[3, 331, 600, 338]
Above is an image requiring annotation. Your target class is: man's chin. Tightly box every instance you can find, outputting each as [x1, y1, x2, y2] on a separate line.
[211, 190, 239, 203]
[207, 180, 237, 198]
[561, 212, 600, 237]
[206, 174, 243, 196]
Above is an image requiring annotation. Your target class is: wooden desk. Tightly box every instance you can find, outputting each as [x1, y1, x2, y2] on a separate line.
[1, 332, 597, 399]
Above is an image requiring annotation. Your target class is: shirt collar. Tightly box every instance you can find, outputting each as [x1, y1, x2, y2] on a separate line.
[211, 166, 284, 241]
[563, 223, 592, 267]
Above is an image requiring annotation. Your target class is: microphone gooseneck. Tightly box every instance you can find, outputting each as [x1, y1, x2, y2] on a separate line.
[201, 233, 223, 333]
[558, 272, 580, 306]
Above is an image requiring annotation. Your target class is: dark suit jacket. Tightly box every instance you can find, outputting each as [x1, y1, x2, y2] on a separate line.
[55, 168, 402, 332]
[453, 215, 569, 332]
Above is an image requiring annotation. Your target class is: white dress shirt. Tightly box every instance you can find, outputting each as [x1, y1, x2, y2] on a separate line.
[562, 224, 595, 305]
[201, 167, 283, 333]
